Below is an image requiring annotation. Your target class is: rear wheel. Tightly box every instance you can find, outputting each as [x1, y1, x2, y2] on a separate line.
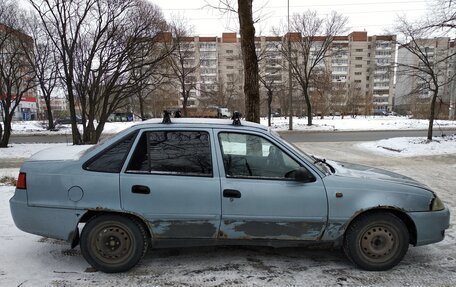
[80, 214, 148, 273]
[343, 212, 409, 271]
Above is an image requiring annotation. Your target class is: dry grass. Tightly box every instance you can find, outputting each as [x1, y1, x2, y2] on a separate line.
[0, 176, 16, 186]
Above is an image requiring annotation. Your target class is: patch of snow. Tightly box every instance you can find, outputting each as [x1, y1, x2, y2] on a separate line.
[263, 116, 456, 131]
[0, 143, 70, 159]
[358, 135, 456, 157]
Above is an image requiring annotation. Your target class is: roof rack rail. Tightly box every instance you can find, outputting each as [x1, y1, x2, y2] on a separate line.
[231, 111, 241, 126]
[162, 110, 172, 124]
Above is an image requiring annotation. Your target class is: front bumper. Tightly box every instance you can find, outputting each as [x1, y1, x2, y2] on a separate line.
[9, 190, 81, 242]
[408, 207, 450, 246]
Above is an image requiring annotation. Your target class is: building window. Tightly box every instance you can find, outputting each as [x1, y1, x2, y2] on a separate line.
[355, 64, 362, 68]
[226, 49, 233, 54]
[356, 49, 363, 52]
[355, 57, 362, 60]
[354, 80, 362, 83]
[354, 72, 362, 75]
[227, 66, 234, 69]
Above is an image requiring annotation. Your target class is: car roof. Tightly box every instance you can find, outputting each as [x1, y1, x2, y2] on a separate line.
[131, 117, 269, 131]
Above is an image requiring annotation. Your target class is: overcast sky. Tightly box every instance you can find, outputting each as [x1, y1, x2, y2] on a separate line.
[150, 0, 429, 36]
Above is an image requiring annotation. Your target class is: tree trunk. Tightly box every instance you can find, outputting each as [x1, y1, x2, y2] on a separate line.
[267, 89, 272, 127]
[95, 122, 106, 144]
[238, 0, 260, 123]
[44, 96, 55, 130]
[427, 89, 438, 141]
[139, 94, 146, 121]
[304, 89, 313, 126]
[182, 89, 189, 116]
[66, 74, 82, 145]
[0, 119, 12, 148]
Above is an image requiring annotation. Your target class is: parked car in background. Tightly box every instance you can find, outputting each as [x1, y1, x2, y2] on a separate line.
[54, 116, 83, 125]
[10, 115, 450, 273]
[373, 110, 388, 116]
[271, 111, 281, 117]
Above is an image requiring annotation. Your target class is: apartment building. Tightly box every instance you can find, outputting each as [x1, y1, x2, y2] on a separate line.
[149, 31, 396, 116]
[395, 37, 455, 118]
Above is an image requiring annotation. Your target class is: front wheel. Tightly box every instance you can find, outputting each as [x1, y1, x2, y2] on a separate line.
[80, 214, 148, 273]
[343, 212, 409, 271]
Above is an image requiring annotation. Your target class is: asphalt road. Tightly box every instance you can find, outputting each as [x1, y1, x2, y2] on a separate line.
[9, 129, 456, 144]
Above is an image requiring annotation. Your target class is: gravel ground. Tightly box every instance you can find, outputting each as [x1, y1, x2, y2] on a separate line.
[1, 141, 455, 287]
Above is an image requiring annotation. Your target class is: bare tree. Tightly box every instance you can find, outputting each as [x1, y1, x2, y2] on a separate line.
[257, 41, 284, 126]
[30, 0, 171, 144]
[166, 18, 199, 116]
[395, 16, 456, 140]
[23, 12, 60, 130]
[131, 73, 168, 121]
[0, 0, 36, 147]
[275, 10, 347, 126]
[309, 69, 333, 119]
[345, 82, 364, 117]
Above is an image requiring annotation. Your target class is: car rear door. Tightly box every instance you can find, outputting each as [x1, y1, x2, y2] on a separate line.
[214, 129, 328, 240]
[119, 128, 221, 239]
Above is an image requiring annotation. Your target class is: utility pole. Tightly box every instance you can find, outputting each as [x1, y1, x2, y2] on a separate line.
[287, 0, 293, 130]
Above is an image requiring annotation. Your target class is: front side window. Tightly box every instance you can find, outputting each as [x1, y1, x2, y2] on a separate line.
[127, 131, 212, 176]
[218, 132, 301, 179]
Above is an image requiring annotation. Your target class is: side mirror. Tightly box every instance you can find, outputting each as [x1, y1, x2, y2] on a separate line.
[294, 167, 316, 183]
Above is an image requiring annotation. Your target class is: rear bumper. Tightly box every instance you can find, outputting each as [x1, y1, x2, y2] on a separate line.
[408, 208, 450, 246]
[9, 190, 81, 242]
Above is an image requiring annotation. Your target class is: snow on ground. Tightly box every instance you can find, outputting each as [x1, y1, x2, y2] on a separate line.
[8, 116, 456, 135]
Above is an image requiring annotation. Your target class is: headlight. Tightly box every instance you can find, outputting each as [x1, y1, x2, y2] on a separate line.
[431, 196, 445, 211]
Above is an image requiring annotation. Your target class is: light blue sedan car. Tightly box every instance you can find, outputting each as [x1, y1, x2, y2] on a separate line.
[10, 116, 450, 273]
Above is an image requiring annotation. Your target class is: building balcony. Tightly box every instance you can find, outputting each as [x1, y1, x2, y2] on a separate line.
[376, 45, 392, 50]
[331, 70, 348, 75]
[373, 101, 389, 106]
[373, 85, 390, 90]
[201, 73, 217, 77]
[374, 78, 390, 83]
[375, 54, 391, 58]
[332, 62, 348, 66]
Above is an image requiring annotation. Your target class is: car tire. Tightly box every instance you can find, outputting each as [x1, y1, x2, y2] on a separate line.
[343, 212, 409, 271]
[80, 214, 148, 273]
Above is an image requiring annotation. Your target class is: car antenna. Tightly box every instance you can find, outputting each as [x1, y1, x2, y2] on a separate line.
[232, 111, 241, 126]
[162, 110, 172, 124]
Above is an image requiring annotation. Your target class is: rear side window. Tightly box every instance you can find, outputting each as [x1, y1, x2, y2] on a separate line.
[84, 131, 138, 173]
[127, 131, 212, 176]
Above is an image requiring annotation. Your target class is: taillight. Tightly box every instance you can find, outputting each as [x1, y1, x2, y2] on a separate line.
[16, 172, 26, 189]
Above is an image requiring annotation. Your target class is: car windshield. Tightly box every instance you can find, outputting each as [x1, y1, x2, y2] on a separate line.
[269, 129, 329, 175]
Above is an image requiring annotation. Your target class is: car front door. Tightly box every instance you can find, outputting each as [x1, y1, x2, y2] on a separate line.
[119, 129, 221, 239]
[215, 130, 328, 240]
